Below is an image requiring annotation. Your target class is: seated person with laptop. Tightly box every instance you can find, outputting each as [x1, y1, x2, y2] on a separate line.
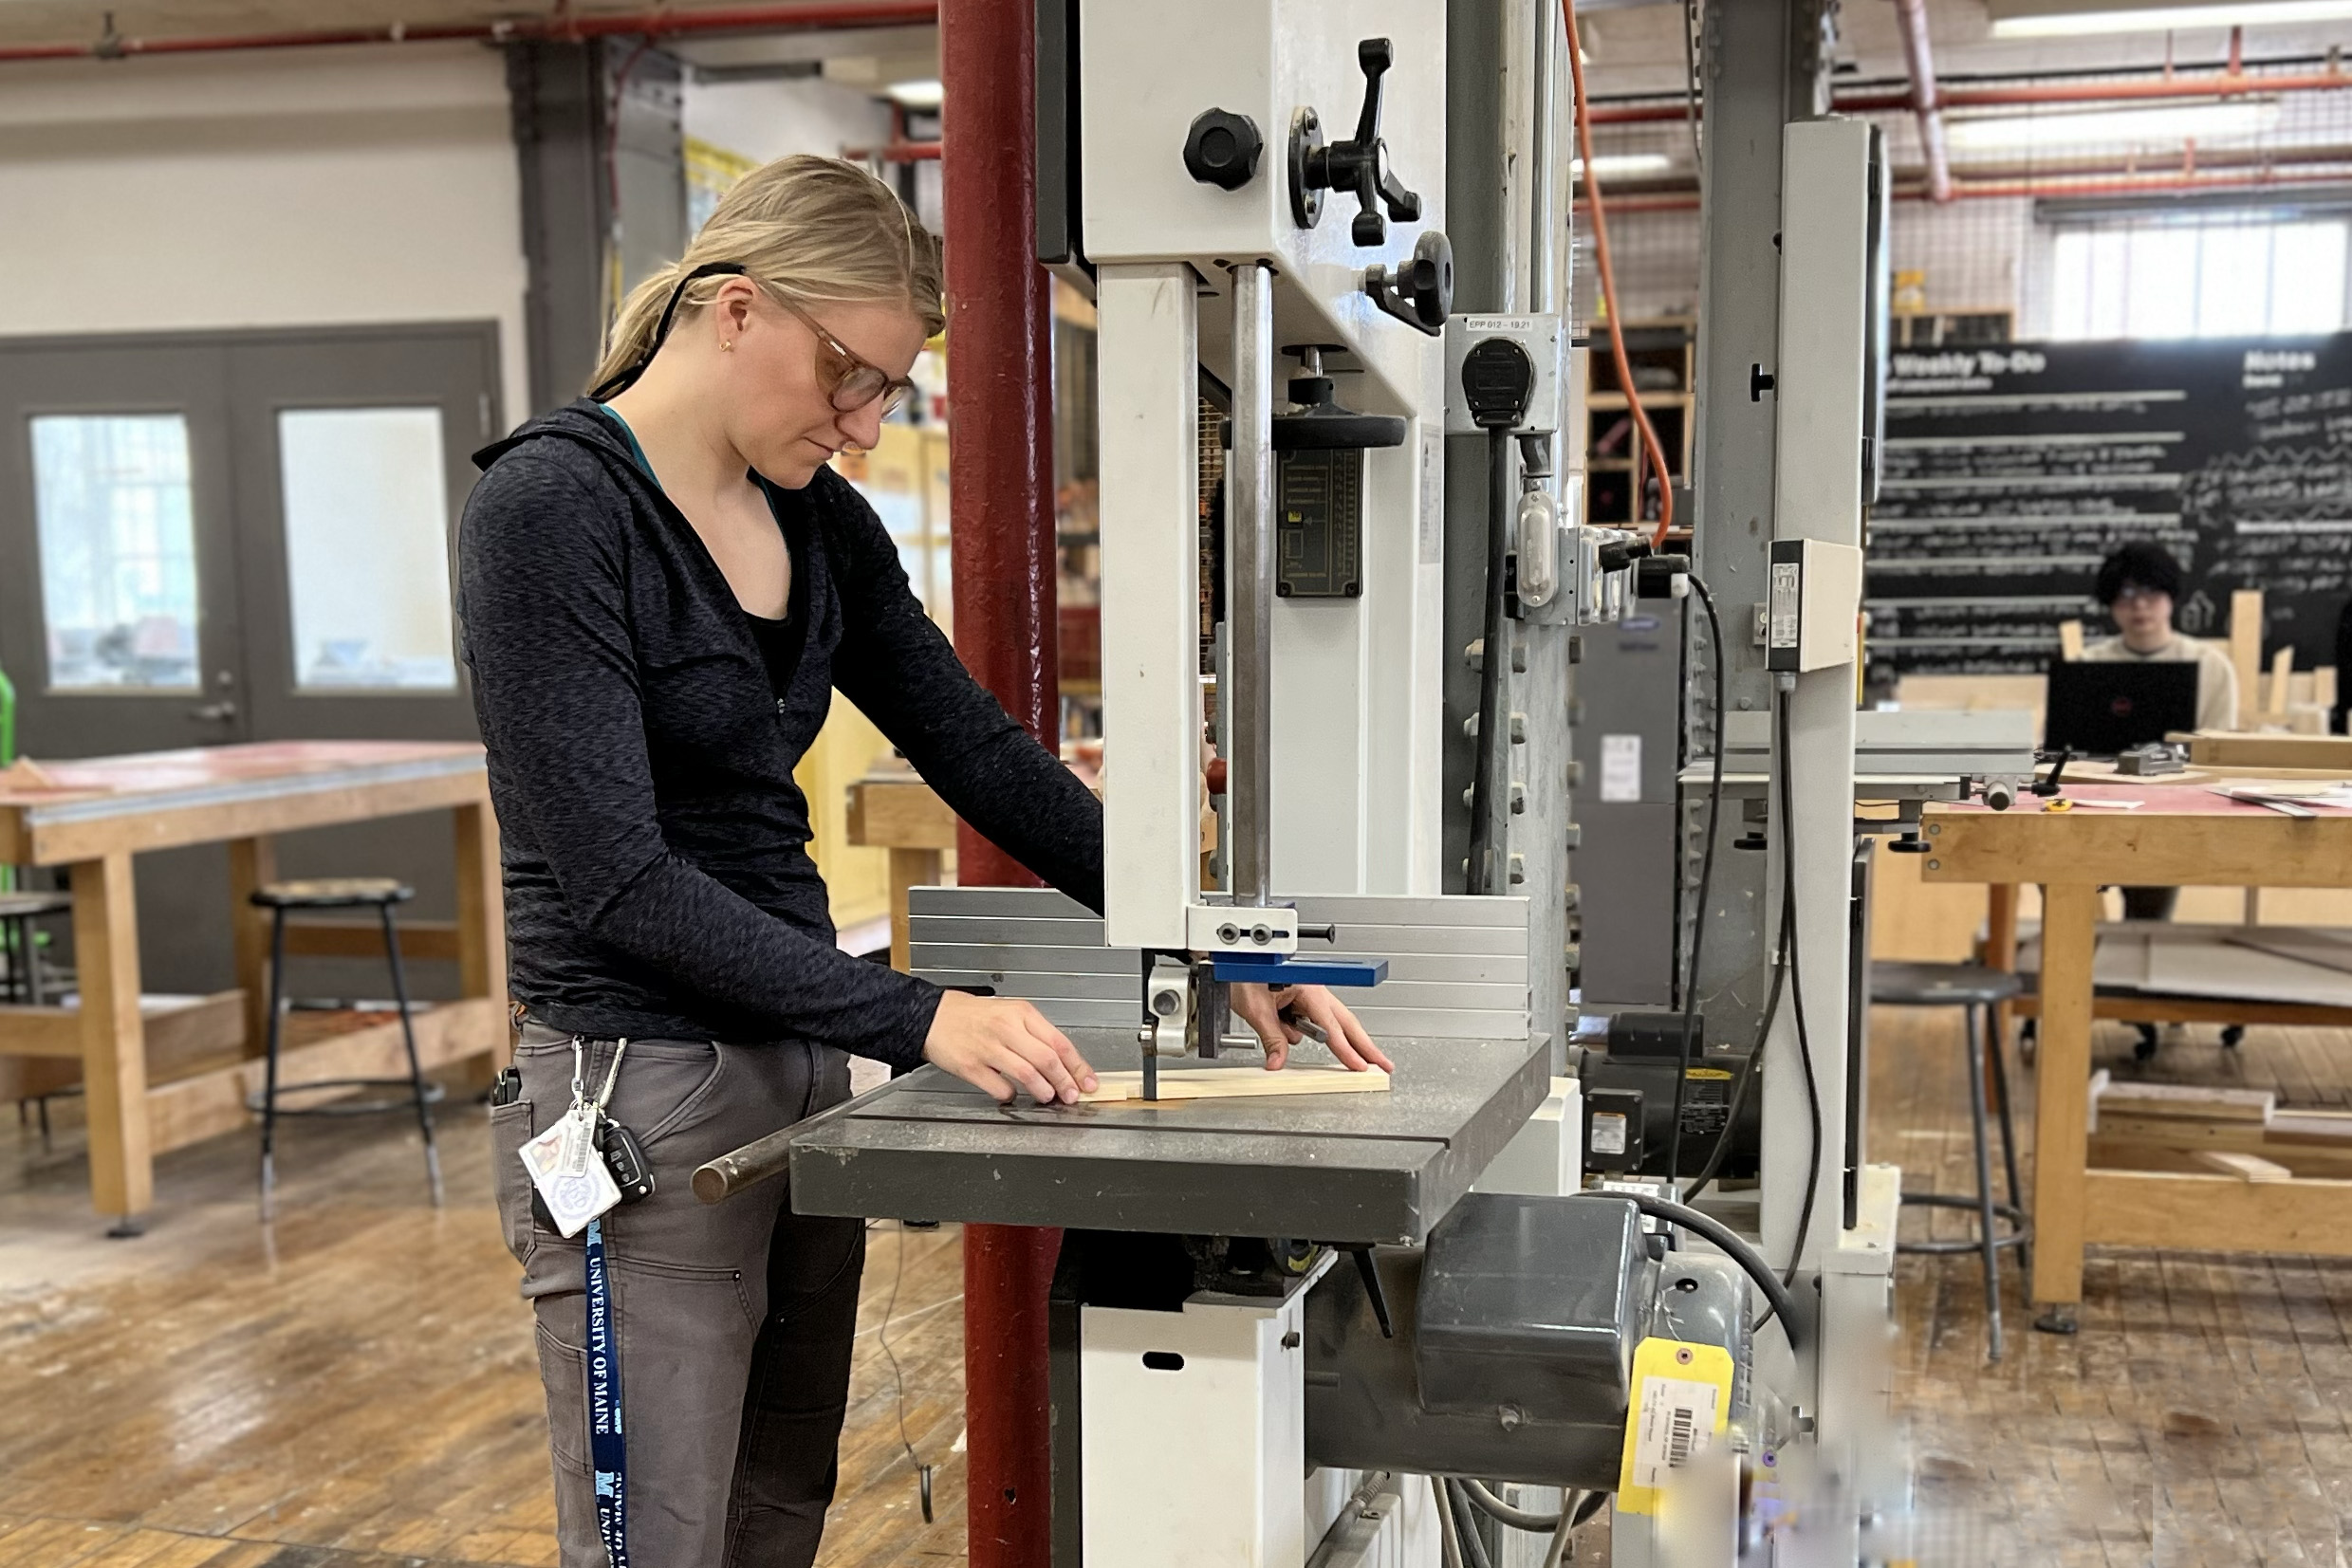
[2078, 542, 2239, 732]
[2051, 543, 2242, 925]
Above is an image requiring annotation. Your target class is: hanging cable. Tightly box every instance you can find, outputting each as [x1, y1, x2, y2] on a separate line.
[1445, 1480, 1497, 1568]
[876, 1221, 936, 1522]
[1772, 685, 1826, 1301]
[1562, 0, 1676, 544]
[1432, 1473, 1468, 1568]
[1458, 1480, 1562, 1533]
[1679, 0, 1705, 173]
[1572, 1188, 1805, 1348]
[1678, 919, 1786, 1206]
[1665, 575, 1726, 1189]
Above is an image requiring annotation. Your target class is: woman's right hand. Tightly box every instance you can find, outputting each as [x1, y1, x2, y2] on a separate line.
[923, 989, 1100, 1105]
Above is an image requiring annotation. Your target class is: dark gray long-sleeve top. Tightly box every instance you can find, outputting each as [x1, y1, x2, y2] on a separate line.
[456, 401, 1103, 1066]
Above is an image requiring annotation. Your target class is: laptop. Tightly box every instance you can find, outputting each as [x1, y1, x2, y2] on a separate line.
[2044, 659, 2198, 757]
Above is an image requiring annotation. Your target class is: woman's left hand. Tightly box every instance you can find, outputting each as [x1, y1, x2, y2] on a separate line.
[1229, 983, 1394, 1074]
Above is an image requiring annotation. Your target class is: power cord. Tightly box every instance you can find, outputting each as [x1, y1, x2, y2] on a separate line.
[1561, 0, 1674, 542]
[1572, 1188, 1806, 1350]
[1665, 575, 1726, 1190]
[1771, 683, 1825, 1302]
[1677, 914, 1786, 1206]
[876, 1221, 935, 1522]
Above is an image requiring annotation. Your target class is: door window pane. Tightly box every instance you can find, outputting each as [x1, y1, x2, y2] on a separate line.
[278, 407, 457, 691]
[31, 414, 201, 692]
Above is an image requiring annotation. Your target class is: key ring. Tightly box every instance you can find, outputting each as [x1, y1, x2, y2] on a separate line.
[594, 1039, 631, 1116]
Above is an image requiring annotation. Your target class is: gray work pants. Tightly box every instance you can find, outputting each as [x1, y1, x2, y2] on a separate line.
[491, 1021, 864, 1568]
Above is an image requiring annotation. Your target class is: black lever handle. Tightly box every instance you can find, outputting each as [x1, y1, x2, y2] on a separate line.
[1292, 37, 1426, 248]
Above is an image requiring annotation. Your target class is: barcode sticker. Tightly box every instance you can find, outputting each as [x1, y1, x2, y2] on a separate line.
[1617, 1337, 1736, 1516]
[1629, 1374, 1719, 1489]
[1769, 560, 1802, 647]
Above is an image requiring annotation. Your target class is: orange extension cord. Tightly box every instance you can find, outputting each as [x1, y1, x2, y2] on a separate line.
[1562, 0, 1676, 545]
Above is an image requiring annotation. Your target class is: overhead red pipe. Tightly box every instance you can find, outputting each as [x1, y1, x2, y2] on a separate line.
[845, 138, 944, 162]
[1583, 64, 2351, 123]
[0, 1, 935, 62]
[1837, 65, 2351, 111]
[1891, 0, 1954, 204]
[1580, 161, 2352, 214]
[939, 0, 1059, 1564]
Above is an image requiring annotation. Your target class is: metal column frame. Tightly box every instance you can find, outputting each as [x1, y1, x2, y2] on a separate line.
[1441, 0, 1574, 1062]
[1228, 262, 1277, 908]
[1683, 0, 1837, 1089]
[942, 0, 1062, 1559]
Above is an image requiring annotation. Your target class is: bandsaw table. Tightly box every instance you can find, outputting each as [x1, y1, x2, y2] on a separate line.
[726, 1032, 1548, 1245]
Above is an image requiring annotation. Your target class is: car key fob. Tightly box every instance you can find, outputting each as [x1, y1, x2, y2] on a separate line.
[598, 1118, 657, 1205]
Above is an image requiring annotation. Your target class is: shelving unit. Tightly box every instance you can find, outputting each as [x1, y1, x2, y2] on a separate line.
[1581, 317, 1694, 530]
[1892, 307, 2014, 347]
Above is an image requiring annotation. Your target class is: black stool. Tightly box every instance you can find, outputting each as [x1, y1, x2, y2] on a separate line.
[248, 878, 444, 1219]
[0, 888, 71, 1005]
[1870, 960, 2029, 1360]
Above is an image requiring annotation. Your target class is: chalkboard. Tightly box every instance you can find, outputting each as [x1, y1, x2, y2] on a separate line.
[1866, 332, 2352, 677]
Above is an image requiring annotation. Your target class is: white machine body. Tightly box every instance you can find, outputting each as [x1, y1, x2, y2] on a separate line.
[1084, 0, 1451, 950]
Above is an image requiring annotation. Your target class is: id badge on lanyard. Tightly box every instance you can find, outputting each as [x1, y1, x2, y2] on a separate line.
[586, 1214, 631, 1568]
[518, 1039, 638, 1566]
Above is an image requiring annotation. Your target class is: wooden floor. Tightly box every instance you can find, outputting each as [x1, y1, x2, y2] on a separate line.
[8, 1010, 2352, 1566]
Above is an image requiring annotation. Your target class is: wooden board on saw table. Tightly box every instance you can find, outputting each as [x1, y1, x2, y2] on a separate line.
[1078, 1064, 1393, 1104]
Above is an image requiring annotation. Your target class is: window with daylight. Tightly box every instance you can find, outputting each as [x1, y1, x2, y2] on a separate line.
[2047, 217, 2350, 341]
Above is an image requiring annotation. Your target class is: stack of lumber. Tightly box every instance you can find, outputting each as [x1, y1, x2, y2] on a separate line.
[2088, 1073, 2352, 1179]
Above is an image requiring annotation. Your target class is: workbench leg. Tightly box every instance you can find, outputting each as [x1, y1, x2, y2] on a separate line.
[454, 802, 509, 1069]
[889, 848, 942, 973]
[73, 854, 151, 1234]
[2030, 880, 2100, 1329]
[1985, 882, 2019, 1050]
[227, 836, 277, 1059]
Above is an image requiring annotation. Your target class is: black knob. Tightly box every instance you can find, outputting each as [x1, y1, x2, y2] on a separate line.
[1365, 229, 1453, 336]
[1183, 108, 1264, 191]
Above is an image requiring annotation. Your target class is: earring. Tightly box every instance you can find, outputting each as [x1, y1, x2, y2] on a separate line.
[722, 341, 735, 352]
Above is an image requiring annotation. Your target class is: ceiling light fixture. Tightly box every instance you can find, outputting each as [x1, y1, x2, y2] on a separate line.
[1571, 153, 1674, 179]
[1947, 100, 2280, 153]
[883, 79, 944, 110]
[1990, 0, 2352, 38]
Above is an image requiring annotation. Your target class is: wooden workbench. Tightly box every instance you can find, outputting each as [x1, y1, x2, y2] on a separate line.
[1922, 781, 2352, 1324]
[843, 771, 957, 971]
[0, 742, 506, 1229]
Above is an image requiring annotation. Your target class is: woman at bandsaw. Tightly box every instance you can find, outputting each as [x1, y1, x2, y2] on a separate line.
[458, 155, 1391, 1568]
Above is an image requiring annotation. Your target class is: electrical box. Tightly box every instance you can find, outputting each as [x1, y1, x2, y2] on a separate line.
[1766, 538, 1863, 673]
[1443, 314, 1566, 435]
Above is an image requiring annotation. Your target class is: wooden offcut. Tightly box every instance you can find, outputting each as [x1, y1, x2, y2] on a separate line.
[2193, 1150, 2295, 1183]
[1078, 1064, 1393, 1103]
[2231, 588, 2265, 722]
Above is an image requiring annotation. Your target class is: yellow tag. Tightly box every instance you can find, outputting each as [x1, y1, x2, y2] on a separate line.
[1684, 1066, 1733, 1081]
[1617, 1337, 1735, 1517]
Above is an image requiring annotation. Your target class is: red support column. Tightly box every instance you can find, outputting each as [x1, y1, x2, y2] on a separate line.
[941, 1, 1061, 1565]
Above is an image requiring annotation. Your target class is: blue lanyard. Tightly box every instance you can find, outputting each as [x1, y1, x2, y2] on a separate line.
[585, 1216, 631, 1568]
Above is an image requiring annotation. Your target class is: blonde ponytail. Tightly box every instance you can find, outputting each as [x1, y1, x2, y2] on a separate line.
[588, 155, 944, 395]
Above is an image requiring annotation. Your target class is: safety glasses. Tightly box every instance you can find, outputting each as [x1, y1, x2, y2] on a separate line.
[592, 260, 916, 417]
[769, 293, 917, 418]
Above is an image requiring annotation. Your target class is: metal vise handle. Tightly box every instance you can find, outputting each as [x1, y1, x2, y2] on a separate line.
[692, 1125, 797, 1204]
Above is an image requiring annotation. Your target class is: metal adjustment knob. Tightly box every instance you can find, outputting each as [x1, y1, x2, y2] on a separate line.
[1183, 107, 1264, 191]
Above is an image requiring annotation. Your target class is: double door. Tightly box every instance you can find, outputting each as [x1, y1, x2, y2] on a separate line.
[0, 323, 502, 995]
